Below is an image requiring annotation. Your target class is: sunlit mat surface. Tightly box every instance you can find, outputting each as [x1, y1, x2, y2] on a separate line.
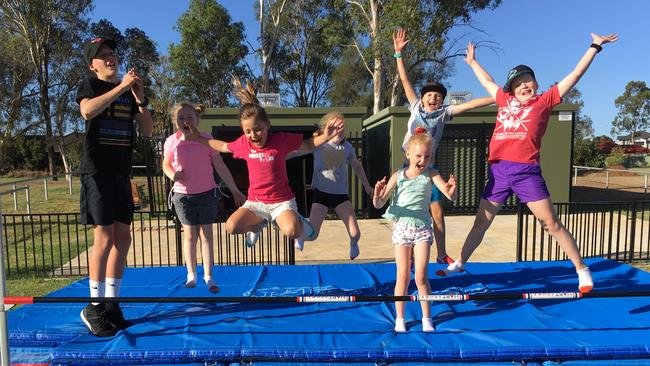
[7, 258, 650, 365]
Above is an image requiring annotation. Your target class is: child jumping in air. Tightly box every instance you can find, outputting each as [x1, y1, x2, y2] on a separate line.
[393, 28, 493, 265]
[163, 102, 246, 293]
[188, 78, 343, 245]
[291, 112, 373, 259]
[373, 130, 457, 333]
[439, 33, 618, 294]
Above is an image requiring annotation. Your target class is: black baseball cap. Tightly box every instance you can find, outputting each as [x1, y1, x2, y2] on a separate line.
[420, 82, 447, 99]
[83, 37, 117, 65]
[503, 65, 535, 92]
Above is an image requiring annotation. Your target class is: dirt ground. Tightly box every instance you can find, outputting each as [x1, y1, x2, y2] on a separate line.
[571, 172, 650, 202]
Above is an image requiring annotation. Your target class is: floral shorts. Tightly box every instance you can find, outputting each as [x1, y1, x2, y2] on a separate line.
[391, 221, 433, 247]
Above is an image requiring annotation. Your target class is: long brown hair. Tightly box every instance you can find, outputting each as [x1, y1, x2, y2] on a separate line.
[232, 77, 269, 126]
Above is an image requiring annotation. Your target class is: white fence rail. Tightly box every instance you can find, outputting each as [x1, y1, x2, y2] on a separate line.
[573, 165, 650, 193]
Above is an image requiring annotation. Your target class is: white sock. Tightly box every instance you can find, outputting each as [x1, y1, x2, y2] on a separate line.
[185, 272, 196, 288]
[105, 277, 122, 298]
[394, 318, 407, 333]
[422, 317, 435, 332]
[89, 280, 105, 305]
[577, 266, 593, 293]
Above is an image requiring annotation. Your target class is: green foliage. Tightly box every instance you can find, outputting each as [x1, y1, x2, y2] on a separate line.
[169, 0, 249, 107]
[605, 147, 626, 167]
[611, 81, 650, 138]
[328, 48, 373, 108]
[573, 139, 604, 168]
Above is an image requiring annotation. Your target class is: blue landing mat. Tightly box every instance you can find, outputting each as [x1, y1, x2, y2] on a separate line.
[7, 258, 650, 365]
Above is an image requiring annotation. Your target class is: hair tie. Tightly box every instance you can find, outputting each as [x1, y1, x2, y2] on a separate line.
[415, 127, 427, 135]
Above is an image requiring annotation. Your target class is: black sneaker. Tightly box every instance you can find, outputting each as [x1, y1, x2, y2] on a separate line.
[80, 303, 117, 337]
[105, 302, 131, 330]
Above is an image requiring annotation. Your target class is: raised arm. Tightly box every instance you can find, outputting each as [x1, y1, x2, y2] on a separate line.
[349, 157, 374, 196]
[556, 33, 618, 98]
[464, 42, 499, 100]
[430, 170, 457, 201]
[393, 28, 418, 106]
[299, 117, 344, 151]
[372, 172, 398, 208]
[450, 96, 494, 116]
[211, 154, 246, 206]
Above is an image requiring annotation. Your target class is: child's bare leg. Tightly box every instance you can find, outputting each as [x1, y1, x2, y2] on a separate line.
[394, 244, 412, 332]
[430, 201, 448, 260]
[294, 203, 327, 250]
[526, 198, 592, 292]
[334, 201, 361, 259]
[225, 207, 265, 234]
[106, 221, 132, 280]
[437, 199, 500, 276]
[414, 241, 434, 332]
[275, 210, 302, 239]
[182, 224, 199, 287]
[199, 223, 219, 293]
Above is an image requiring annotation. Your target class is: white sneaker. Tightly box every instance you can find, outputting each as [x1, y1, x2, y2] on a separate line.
[245, 219, 267, 247]
[394, 318, 407, 333]
[577, 266, 593, 293]
[435, 261, 464, 277]
[294, 238, 305, 251]
[301, 216, 317, 241]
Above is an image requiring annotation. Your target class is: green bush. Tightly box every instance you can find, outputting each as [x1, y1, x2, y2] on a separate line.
[573, 139, 605, 168]
[605, 147, 626, 167]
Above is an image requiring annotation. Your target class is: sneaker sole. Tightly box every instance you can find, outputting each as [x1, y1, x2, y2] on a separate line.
[80, 309, 116, 337]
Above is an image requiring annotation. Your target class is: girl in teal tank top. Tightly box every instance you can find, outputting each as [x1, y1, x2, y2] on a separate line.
[372, 131, 457, 333]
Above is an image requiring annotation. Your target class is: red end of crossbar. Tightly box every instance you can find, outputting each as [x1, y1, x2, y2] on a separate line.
[4, 296, 34, 305]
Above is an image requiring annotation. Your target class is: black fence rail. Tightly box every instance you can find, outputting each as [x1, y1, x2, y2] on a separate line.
[516, 201, 650, 263]
[2, 211, 295, 279]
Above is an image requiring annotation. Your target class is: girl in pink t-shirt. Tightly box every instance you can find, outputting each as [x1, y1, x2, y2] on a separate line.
[188, 78, 343, 244]
[440, 33, 618, 294]
[163, 102, 245, 292]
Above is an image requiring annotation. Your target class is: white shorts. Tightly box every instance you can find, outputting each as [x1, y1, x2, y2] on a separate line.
[242, 198, 298, 222]
[392, 221, 433, 247]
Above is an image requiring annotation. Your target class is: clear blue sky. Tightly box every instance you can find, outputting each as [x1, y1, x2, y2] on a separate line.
[91, 0, 648, 138]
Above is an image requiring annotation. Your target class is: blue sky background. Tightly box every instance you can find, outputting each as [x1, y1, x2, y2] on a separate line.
[91, 0, 648, 138]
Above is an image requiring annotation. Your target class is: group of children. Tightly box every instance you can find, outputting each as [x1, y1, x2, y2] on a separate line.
[76, 29, 617, 337]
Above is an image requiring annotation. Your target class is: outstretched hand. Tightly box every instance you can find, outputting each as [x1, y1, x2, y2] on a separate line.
[393, 28, 410, 53]
[591, 33, 618, 46]
[322, 117, 344, 140]
[232, 190, 246, 207]
[374, 176, 387, 200]
[464, 42, 476, 65]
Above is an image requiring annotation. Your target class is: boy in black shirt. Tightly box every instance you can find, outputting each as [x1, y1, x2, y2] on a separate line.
[76, 37, 153, 336]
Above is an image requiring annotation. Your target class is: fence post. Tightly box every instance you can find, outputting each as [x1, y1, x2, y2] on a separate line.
[628, 201, 637, 263]
[44, 178, 48, 201]
[12, 185, 17, 211]
[25, 185, 31, 218]
[606, 170, 609, 189]
[574, 167, 578, 185]
[0, 204, 12, 365]
[68, 174, 73, 195]
[645, 174, 648, 194]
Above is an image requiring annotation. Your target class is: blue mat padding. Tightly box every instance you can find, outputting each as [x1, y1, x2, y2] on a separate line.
[7, 258, 650, 365]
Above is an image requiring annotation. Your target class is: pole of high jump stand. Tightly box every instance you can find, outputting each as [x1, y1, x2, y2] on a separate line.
[0, 204, 10, 366]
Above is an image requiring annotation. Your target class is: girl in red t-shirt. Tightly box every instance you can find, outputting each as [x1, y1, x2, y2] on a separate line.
[439, 33, 618, 294]
[188, 78, 343, 245]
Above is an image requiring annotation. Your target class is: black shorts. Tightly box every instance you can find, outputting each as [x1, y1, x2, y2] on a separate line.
[312, 188, 350, 210]
[80, 173, 134, 226]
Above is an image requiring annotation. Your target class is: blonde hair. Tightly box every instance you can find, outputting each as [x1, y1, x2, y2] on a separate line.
[407, 131, 432, 150]
[314, 111, 344, 137]
[232, 77, 269, 125]
[172, 101, 206, 125]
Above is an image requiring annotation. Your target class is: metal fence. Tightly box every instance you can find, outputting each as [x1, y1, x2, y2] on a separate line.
[1, 211, 294, 279]
[516, 201, 650, 263]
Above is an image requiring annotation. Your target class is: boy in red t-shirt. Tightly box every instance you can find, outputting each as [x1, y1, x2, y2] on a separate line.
[439, 33, 618, 293]
[188, 78, 343, 243]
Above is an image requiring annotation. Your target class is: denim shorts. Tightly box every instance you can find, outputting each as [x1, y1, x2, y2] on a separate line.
[171, 189, 219, 225]
[481, 160, 550, 203]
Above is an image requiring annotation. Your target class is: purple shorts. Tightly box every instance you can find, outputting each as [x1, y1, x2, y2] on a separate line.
[481, 160, 550, 203]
